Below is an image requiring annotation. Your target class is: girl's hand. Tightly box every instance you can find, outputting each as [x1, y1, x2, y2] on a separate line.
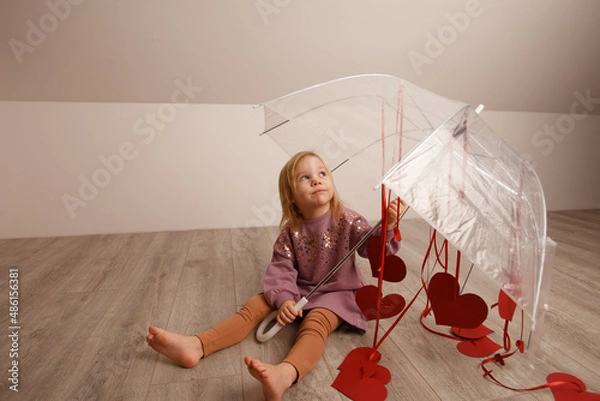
[387, 198, 406, 230]
[277, 300, 303, 326]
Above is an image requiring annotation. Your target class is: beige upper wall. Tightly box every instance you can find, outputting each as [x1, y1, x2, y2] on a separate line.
[1, 0, 600, 114]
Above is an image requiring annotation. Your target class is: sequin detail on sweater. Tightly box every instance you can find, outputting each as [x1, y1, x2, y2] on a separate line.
[273, 208, 370, 279]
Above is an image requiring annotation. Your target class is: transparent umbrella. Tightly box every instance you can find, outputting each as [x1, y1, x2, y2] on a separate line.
[259, 74, 468, 218]
[380, 104, 556, 349]
[257, 74, 554, 352]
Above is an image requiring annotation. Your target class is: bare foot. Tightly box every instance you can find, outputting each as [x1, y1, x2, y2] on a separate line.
[244, 356, 297, 401]
[146, 325, 204, 368]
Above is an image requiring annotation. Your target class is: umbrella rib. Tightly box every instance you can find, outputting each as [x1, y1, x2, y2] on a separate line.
[260, 119, 290, 135]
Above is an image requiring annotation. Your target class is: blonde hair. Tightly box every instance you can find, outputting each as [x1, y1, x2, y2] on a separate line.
[278, 151, 342, 228]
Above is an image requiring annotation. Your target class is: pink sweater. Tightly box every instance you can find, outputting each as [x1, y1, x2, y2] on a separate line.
[263, 207, 401, 332]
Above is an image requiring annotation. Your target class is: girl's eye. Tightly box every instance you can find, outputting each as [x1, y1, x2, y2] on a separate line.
[300, 175, 309, 181]
[319, 171, 327, 177]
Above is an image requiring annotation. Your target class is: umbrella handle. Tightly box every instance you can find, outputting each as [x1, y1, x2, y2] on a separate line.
[255, 297, 308, 342]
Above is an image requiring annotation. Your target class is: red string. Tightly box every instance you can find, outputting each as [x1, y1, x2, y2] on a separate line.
[461, 113, 469, 198]
[432, 233, 448, 272]
[374, 227, 436, 350]
[381, 98, 386, 176]
[392, 85, 404, 238]
[375, 285, 424, 350]
[372, 185, 389, 348]
[480, 351, 583, 393]
[455, 250, 461, 300]
[502, 319, 511, 351]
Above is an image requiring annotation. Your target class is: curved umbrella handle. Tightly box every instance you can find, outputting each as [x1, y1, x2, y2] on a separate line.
[255, 297, 308, 342]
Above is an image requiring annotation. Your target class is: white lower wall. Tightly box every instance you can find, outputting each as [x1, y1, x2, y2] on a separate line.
[1, 101, 598, 239]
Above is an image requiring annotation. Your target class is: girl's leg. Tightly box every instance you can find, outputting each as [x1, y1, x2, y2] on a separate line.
[197, 294, 273, 357]
[282, 307, 343, 381]
[244, 308, 342, 401]
[147, 294, 272, 367]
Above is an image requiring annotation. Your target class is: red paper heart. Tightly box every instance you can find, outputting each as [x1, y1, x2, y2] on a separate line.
[428, 272, 488, 329]
[547, 372, 600, 401]
[457, 336, 502, 358]
[338, 347, 382, 368]
[332, 347, 391, 401]
[498, 290, 517, 321]
[451, 324, 494, 340]
[356, 285, 405, 320]
[366, 236, 407, 282]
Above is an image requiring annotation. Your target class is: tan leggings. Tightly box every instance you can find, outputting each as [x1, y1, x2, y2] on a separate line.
[196, 294, 342, 380]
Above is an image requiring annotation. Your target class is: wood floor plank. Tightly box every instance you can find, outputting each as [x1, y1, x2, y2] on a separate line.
[0, 209, 596, 400]
[0, 290, 116, 399]
[231, 225, 280, 306]
[151, 228, 242, 384]
[0, 236, 59, 267]
[13, 235, 112, 316]
[378, 294, 521, 401]
[47, 231, 194, 401]
[145, 375, 243, 401]
[60, 232, 157, 293]
[0, 236, 88, 294]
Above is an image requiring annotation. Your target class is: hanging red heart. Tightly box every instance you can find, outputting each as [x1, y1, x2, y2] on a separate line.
[451, 324, 494, 340]
[332, 347, 391, 401]
[498, 290, 517, 321]
[547, 372, 600, 401]
[366, 235, 407, 282]
[428, 272, 488, 329]
[356, 285, 405, 320]
[457, 336, 502, 358]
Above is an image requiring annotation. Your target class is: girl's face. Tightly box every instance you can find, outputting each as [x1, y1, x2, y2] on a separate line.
[292, 155, 334, 219]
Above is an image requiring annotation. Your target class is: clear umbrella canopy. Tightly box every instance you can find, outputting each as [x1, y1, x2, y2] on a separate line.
[259, 74, 554, 349]
[259, 74, 467, 217]
[381, 105, 556, 340]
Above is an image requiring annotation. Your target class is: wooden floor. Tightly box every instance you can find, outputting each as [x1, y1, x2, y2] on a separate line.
[1, 210, 598, 400]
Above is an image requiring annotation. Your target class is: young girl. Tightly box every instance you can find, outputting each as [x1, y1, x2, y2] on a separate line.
[146, 151, 405, 401]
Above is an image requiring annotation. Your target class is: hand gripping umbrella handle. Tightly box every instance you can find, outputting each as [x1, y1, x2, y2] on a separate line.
[256, 297, 309, 343]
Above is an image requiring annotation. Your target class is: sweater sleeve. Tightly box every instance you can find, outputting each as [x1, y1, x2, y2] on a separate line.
[263, 231, 301, 309]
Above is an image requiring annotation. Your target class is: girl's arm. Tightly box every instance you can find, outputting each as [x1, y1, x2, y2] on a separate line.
[386, 198, 406, 230]
[356, 199, 406, 258]
[263, 252, 301, 310]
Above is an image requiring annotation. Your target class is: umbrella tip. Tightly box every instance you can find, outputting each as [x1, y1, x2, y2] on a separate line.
[475, 104, 485, 114]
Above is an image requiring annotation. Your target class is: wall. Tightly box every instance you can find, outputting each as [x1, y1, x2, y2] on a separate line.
[1, 101, 598, 239]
